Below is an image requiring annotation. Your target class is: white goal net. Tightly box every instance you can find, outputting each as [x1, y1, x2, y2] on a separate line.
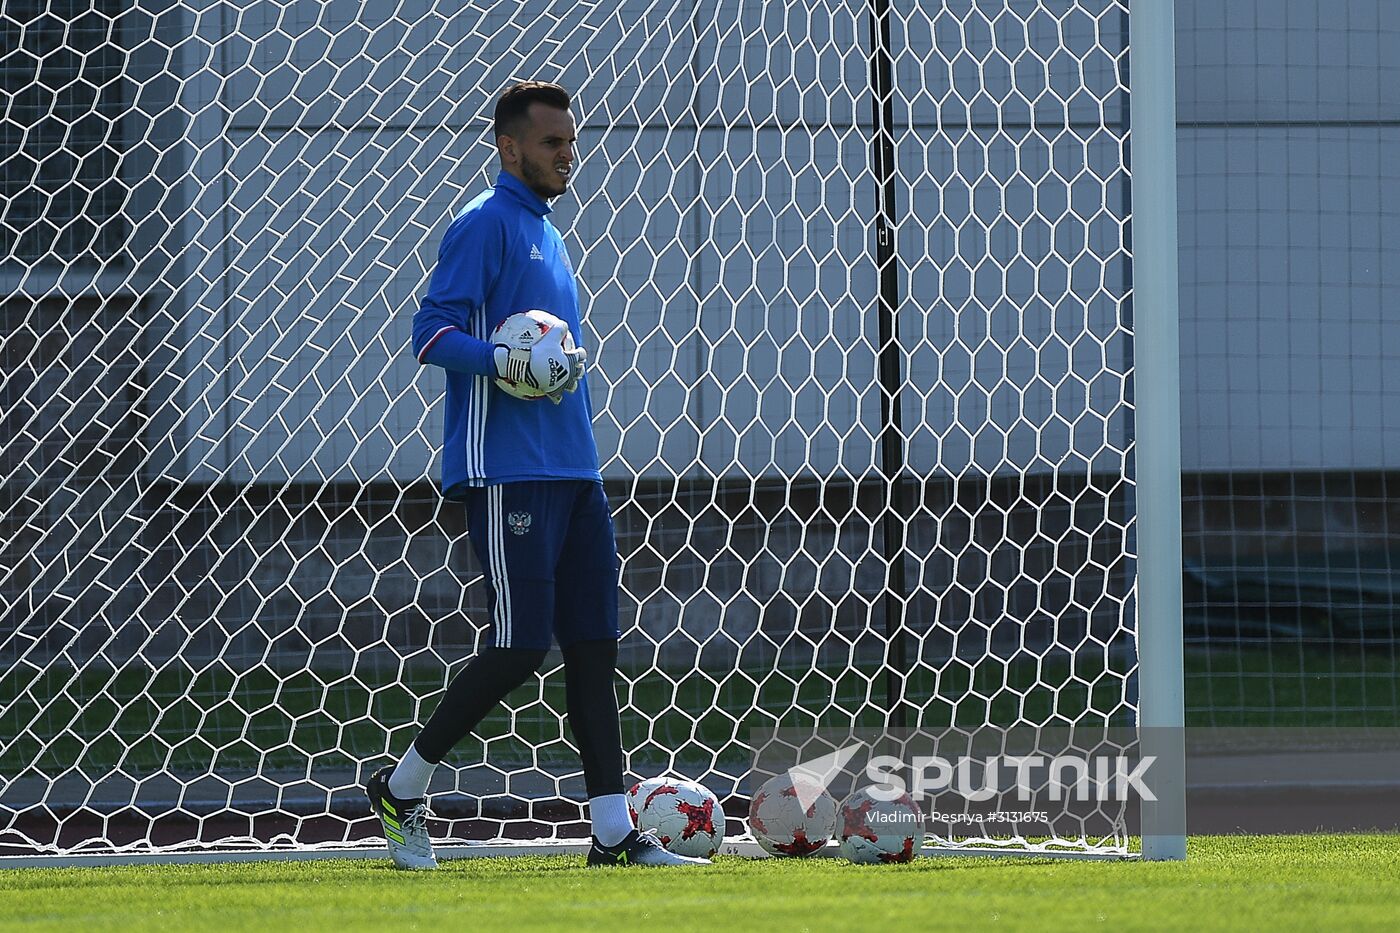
[2, 0, 1140, 859]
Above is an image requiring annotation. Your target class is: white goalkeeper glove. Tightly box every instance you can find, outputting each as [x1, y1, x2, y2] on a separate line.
[545, 346, 586, 404]
[492, 343, 535, 388]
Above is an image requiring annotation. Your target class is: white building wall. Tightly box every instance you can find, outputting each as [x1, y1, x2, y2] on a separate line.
[146, 0, 1399, 484]
[1176, 0, 1400, 472]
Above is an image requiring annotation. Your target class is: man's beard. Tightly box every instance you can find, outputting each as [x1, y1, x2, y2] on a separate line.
[520, 154, 567, 198]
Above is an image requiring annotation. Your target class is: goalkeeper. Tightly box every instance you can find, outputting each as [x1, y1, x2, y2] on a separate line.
[365, 81, 707, 869]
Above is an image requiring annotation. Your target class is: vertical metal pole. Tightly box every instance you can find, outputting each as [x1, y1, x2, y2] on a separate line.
[1128, 0, 1187, 861]
[868, 0, 907, 728]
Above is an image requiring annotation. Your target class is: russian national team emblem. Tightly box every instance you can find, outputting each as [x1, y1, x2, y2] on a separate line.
[508, 511, 532, 536]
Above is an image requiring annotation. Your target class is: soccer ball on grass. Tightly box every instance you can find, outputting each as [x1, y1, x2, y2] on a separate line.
[836, 787, 924, 863]
[632, 778, 726, 859]
[747, 774, 839, 857]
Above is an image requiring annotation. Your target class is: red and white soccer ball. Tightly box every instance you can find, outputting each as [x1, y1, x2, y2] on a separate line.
[837, 787, 924, 864]
[747, 774, 839, 857]
[490, 309, 576, 400]
[633, 778, 726, 859]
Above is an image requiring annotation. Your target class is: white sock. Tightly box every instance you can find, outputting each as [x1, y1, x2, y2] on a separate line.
[589, 794, 633, 847]
[387, 743, 437, 800]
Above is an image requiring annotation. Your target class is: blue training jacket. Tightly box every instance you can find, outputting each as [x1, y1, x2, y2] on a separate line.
[411, 171, 602, 496]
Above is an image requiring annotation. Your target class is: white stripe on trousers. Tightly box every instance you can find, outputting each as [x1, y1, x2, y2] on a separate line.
[489, 485, 512, 647]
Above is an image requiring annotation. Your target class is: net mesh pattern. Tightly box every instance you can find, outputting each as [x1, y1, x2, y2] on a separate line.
[0, 0, 1135, 857]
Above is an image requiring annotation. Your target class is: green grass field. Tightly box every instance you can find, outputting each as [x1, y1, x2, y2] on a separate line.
[1, 836, 1397, 932]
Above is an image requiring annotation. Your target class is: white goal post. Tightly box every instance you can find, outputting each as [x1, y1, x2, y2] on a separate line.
[0, 0, 1184, 863]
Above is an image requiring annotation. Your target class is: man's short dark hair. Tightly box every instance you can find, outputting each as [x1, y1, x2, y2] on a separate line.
[494, 81, 571, 139]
